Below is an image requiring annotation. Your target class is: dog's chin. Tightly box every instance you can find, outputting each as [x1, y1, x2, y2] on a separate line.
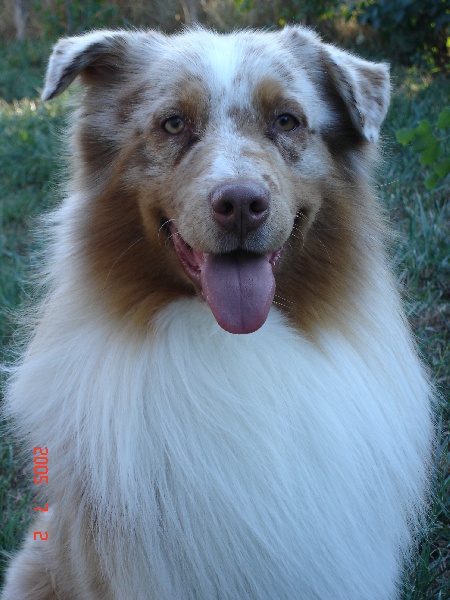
[169, 225, 283, 334]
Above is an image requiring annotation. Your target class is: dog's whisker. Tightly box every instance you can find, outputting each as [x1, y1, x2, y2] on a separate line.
[158, 218, 181, 249]
[289, 228, 305, 251]
[272, 299, 289, 309]
[158, 217, 176, 233]
[103, 237, 145, 289]
[274, 293, 294, 306]
[316, 238, 332, 263]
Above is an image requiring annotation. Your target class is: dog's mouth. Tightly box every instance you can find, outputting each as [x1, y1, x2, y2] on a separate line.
[168, 224, 283, 334]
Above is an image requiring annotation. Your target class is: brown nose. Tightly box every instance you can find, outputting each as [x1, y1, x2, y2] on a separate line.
[211, 183, 270, 239]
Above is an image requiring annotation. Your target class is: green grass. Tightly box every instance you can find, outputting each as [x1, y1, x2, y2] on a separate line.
[0, 42, 67, 578]
[0, 40, 53, 103]
[0, 42, 449, 596]
[381, 71, 450, 599]
[0, 95, 67, 350]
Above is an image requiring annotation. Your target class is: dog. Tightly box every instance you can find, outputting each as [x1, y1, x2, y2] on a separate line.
[1, 26, 434, 600]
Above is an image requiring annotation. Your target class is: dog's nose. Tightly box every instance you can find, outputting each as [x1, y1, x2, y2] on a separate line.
[211, 183, 270, 238]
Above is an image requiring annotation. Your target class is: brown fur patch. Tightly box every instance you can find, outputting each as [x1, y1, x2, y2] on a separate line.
[276, 179, 383, 336]
[80, 144, 195, 330]
[117, 84, 151, 124]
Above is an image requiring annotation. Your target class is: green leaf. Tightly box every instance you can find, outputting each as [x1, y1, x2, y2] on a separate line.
[436, 107, 450, 128]
[396, 120, 433, 146]
[412, 132, 438, 154]
[419, 140, 441, 166]
[415, 119, 432, 134]
[433, 158, 450, 178]
[396, 128, 418, 145]
[425, 173, 439, 190]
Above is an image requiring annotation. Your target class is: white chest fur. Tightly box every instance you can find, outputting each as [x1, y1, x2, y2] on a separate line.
[8, 298, 432, 599]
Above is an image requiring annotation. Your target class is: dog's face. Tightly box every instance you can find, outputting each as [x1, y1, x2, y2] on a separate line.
[43, 28, 390, 334]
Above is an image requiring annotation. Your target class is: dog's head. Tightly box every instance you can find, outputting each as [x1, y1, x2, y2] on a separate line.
[43, 27, 390, 334]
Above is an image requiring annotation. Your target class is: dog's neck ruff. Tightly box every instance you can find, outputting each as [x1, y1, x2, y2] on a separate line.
[9, 295, 432, 599]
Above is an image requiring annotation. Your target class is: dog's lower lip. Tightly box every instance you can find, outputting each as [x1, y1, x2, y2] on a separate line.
[169, 226, 204, 285]
[169, 224, 282, 283]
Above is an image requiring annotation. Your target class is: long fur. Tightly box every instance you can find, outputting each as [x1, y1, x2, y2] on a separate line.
[2, 26, 433, 600]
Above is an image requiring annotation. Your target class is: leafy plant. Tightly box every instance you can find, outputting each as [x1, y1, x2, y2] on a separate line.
[396, 107, 450, 189]
[349, 0, 450, 68]
[234, 0, 341, 27]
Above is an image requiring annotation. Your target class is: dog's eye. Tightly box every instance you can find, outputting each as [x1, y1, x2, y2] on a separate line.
[274, 114, 300, 132]
[163, 116, 185, 135]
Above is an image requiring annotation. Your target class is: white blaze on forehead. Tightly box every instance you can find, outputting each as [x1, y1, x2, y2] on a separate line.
[191, 33, 253, 119]
[161, 31, 243, 88]
[201, 34, 243, 90]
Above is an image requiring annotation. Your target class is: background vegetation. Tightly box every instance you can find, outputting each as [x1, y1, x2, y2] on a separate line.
[1, 0, 449, 597]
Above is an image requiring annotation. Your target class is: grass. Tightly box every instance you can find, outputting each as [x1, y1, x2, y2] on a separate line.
[0, 43, 68, 578]
[0, 41, 449, 596]
[382, 70, 450, 598]
[0, 96, 67, 349]
[0, 40, 53, 103]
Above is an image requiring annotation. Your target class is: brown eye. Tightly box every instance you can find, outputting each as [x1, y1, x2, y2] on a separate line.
[163, 116, 185, 135]
[274, 114, 300, 132]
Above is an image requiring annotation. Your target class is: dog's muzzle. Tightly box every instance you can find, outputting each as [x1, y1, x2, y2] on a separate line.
[170, 183, 283, 334]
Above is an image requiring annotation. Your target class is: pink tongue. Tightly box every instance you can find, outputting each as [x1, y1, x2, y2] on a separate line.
[200, 252, 275, 334]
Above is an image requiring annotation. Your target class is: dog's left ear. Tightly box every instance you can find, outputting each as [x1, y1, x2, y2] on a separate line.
[281, 27, 390, 143]
[321, 43, 390, 143]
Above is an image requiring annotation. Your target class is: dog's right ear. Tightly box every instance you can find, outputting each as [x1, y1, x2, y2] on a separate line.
[42, 31, 134, 101]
